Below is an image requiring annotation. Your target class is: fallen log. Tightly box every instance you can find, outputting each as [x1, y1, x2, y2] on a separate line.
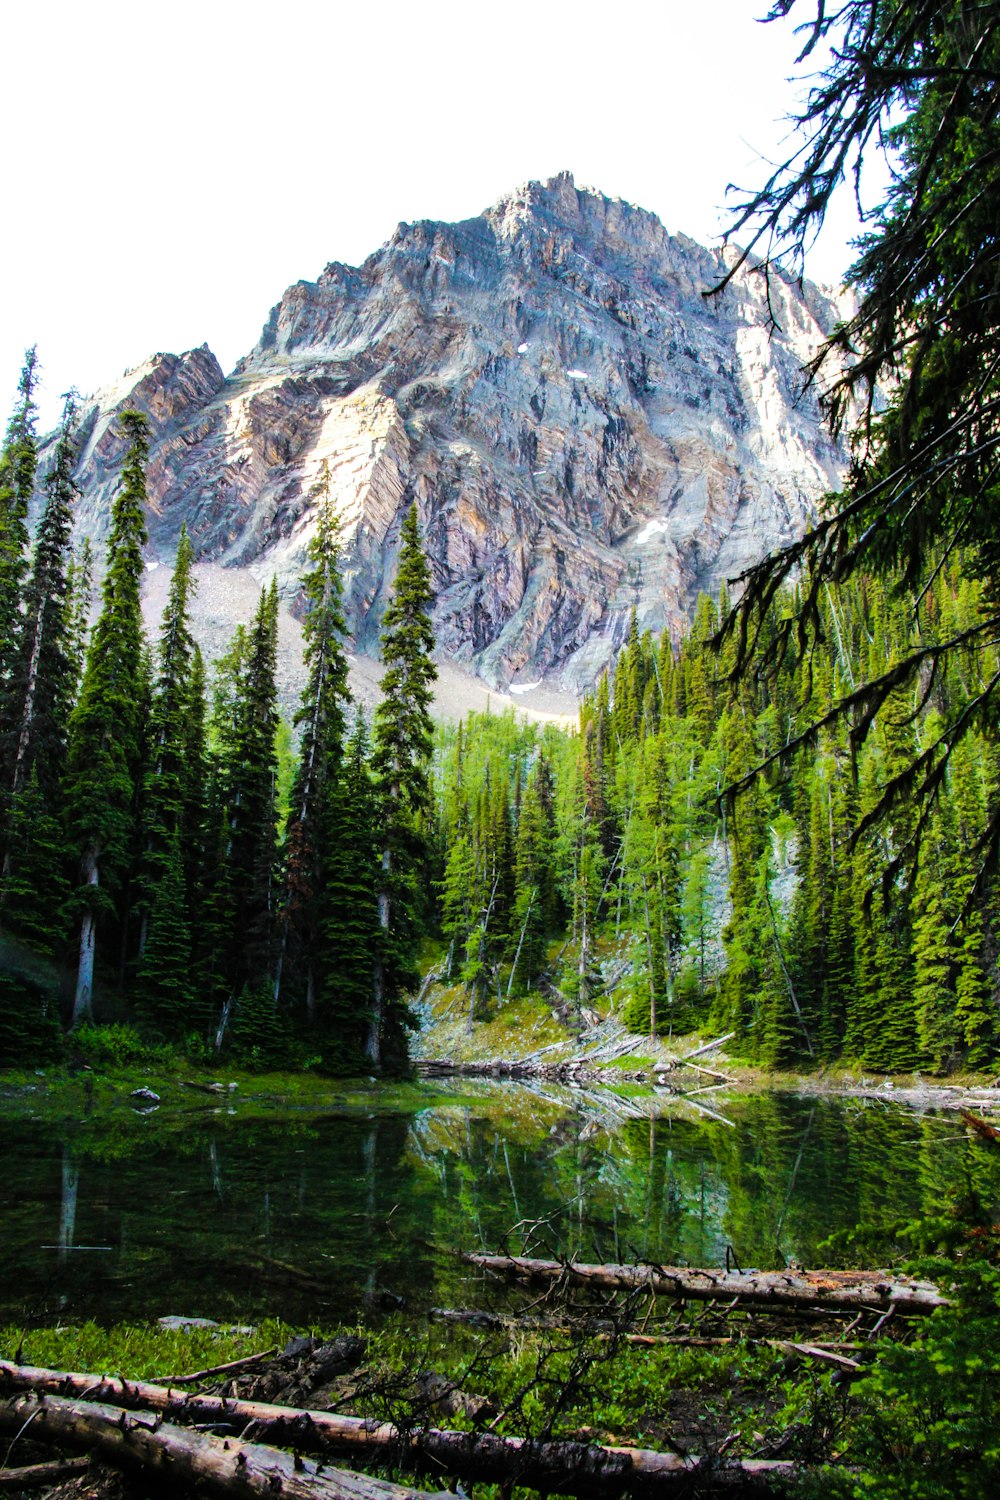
[0, 1363, 798, 1495]
[0, 1393, 444, 1500]
[428, 1309, 866, 1369]
[961, 1108, 1000, 1144]
[162, 1346, 280, 1385]
[658, 1033, 736, 1071]
[0, 1458, 91, 1490]
[463, 1253, 946, 1315]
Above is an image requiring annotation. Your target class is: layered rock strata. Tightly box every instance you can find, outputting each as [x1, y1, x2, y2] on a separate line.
[44, 172, 847, 694]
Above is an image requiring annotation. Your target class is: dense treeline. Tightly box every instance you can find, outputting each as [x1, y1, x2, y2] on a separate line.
[430, 568, 1000, 1075]
[0, 361, 436, 1073]
[2, 348, 998, 1078]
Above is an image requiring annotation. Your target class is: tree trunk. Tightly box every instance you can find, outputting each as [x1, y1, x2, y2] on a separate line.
[507, 887, 535, 999]
[367, 849, 392, 1067]
[59, 1147, 79, 1266]
[71, 849, 99, 1028]
[463, 1253, 945, 1315]
[0, 1393, 444, 1500]
[215, 996, 233, 1053]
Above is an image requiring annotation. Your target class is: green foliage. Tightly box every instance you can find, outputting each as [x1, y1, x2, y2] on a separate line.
[276, 480, 353, 1025]
[0, 1320, 297, 1382]
[64, 411, 150, 1024]
[230, 980, 293, 1069]
[71, 1022, 158, 1069]
[0, 392, 79, 936]
[428, 554, 1000, 1075]
[0, 972, 62, 1065]
[0, 349, 39, 697]
[369, 502, 437, 1069]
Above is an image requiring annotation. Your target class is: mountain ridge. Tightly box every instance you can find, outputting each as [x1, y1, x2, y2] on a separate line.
[40, 171, 849, 694]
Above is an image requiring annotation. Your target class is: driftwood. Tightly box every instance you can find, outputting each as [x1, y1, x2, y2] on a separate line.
[0, 1393, 445, 1500]
[0, 1363, 798, 1495]
[464, 1253, 946, 1315]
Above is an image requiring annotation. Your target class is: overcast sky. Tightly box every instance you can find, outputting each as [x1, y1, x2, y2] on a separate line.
[2, 0, 873, 431]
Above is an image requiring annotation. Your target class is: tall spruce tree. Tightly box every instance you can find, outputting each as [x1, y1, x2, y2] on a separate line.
[65, 411, 150, 1025]
[321, 711, 379, 1065]
[136, 527, 201, 1033]
[219, 581, 280, 1018]
[0, 394, 79, 943]
[0, 349, 39, 703]
[275, 485, 351, 1012]
[369, 501, 437, 1069]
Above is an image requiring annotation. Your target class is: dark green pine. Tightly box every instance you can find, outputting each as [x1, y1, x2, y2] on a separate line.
[65, 410, 150, 1026]
[0, 349, 39, 698]
[276, 487, 351, 1014]
[136, 828, 194, 1036]
[136, 527, 200, 1032]
[221, 581, 280, 1000]
[320, 711, 379, 1068]
[369, 501, 437, 1070]
[0, 394, 79, 943]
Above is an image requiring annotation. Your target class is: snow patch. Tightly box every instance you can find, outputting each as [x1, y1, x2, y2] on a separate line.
[145, 560, 160, 571]
[518, 342, 529, 354]
[510, 680, 542, 695]
[634, 517, 670, 546]
[566, 369, 588, 380]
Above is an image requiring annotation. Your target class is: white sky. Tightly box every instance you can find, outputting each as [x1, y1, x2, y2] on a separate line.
[1, 0, 876, 431]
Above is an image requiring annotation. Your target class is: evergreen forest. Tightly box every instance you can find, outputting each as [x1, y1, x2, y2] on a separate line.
[1, 346, 998, 1079]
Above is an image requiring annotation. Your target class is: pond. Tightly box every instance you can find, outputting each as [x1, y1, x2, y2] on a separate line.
[2, 1083, 996, 1327]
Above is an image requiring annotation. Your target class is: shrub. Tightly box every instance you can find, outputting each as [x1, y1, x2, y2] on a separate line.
[72, 1022, 157, 1068]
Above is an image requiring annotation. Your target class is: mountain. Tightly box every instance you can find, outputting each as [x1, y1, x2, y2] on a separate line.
[47, 172, 848, 697]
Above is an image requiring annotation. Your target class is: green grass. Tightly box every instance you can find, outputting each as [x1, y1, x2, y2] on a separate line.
[0, 1319, 300, 1381]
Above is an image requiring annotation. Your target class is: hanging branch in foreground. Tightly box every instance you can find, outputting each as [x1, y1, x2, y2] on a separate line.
[463, 1254, 945, 1315]
[704, 1, 1000, 912]
[0, 1366, 802, 1495]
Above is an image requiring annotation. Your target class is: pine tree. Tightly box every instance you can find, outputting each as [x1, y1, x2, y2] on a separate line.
[317, 712, 378, 1065]
[276, 485, 351, 1013]
[181, 644, 209, 905]
[718, 689, 770, 1046]
[136, 828, 193, 1035]
[221, 581, 281, 1010]
[508, 768, 554, 994]
[136, 528, 200, 1032]
[0, 394, 79, 942]
[65, 411, 150, 1026]
[0, 349, 40, 699]
[64, 537, 95, 698]
[369, 502, 437, 1069]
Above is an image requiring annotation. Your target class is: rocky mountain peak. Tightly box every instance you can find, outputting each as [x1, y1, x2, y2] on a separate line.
[41, 175, 850, 698]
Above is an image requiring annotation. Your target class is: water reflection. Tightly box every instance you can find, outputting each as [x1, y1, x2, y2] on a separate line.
[3, 1088, 998, 1327]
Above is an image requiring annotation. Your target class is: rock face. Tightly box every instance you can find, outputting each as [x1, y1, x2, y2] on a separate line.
[49, 172, 847, 692]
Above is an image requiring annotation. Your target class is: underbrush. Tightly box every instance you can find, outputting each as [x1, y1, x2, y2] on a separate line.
[5, 1212, 1000, 1500]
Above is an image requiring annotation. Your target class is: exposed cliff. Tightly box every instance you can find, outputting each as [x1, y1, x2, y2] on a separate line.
[47, 172, 848, 693]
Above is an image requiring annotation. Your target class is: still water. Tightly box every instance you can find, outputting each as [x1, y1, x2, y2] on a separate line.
[2, 1084, 996, 1327]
